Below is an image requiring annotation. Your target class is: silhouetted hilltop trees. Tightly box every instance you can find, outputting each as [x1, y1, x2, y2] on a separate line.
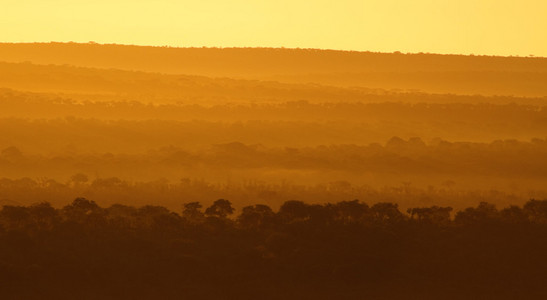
[0, 173, 544, 213]
[1, 43, 545, 298]
[2, 87, 547, 118]
[3, 197, 544, 230]
[1, 198, 546, 299]
[1, 137, 547, 198]
[2, 42, 546, 74]
[1, 45, 547, 96]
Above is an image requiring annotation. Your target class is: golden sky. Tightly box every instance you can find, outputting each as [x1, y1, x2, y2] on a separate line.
[2, 0, 546, 56]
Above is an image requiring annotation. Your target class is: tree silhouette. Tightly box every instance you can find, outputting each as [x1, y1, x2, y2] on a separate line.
[62, 197, 104, 224]
[371, 202, 404, 223]
[278, 200, 310, 224]
[0, 205, 30, 230]
[183, 201, 205, 224]
[69, 173, 89, 187]
[500, 205, 528, 224]
[523, 199, 547, 224]
[455, 202, 499, 225]
[28, 202, 59, 230]
[205, 199, 234, 218]
[331, 199, 369, 224]
[408, 206, 453, 224]
[237, 204, 275, 229]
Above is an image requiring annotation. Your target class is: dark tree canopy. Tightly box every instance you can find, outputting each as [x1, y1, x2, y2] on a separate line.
[205, 199, 234, 218]
[0, 198, 546, 299]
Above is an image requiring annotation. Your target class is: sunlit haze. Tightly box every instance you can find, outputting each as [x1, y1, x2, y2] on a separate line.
[1, 1, 547, 299]
[2, 0, 546, 56]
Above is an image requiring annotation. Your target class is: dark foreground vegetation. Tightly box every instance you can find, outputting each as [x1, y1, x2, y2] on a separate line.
[1, 198, 546, 299]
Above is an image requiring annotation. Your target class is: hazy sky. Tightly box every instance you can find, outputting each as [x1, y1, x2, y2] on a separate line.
[2, 0, 546, 56]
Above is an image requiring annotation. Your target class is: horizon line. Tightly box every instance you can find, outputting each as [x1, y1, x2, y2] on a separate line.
[1, 41, 545, 59]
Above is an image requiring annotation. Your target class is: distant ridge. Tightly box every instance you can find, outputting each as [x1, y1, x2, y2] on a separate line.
[1, 42, 546, 76]
[1, 43, 546, 97]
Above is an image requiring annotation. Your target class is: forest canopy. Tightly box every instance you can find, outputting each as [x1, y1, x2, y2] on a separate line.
[1, 197, 546, 299]
[1, 44, 546, 299]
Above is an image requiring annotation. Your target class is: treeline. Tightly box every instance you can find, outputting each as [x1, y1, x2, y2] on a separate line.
[4, 43, 546, 75]
[1, 198, 546, 299]
[1, 63, 395, 104]
[2, 137, 547, 180]
[1, 175, 538, 212]
[3, 118, 546, 154]
[2, 104, 546, 150]
[1, 43, 546, 98]
[2, 88, 547, 119]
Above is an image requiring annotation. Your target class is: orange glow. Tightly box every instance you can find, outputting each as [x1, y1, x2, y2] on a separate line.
[1, 1, 547, 298]
[2, 0, 547, 57]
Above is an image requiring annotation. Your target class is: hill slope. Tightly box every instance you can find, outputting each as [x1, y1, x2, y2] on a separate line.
[1, 42, 547, 96]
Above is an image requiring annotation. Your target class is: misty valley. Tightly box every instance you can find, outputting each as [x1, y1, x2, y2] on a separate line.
[0, 43, 546, 299]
